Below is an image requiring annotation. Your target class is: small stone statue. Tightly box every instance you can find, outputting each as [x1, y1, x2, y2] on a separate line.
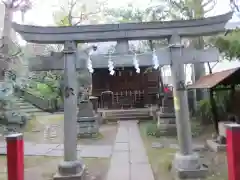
[77, 69, 92, 103]
[76, 66, 99, 136]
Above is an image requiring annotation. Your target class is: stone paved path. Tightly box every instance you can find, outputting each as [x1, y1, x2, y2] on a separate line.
[0, 142, 112, 158]
[106, 121, 154, 180]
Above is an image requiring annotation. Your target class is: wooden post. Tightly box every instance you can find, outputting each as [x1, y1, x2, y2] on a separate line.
[226, 124, 240, 180]
[6, 133, 24, 180]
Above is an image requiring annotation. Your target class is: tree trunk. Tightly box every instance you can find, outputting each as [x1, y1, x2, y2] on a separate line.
[2, 6, 13, 54]
[192, 37, 206, 102]
[1, 6, 14, 80]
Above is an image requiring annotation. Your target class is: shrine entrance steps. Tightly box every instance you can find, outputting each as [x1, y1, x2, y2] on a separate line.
[11, 97, 52, 116]
[99, 107, 157, 122]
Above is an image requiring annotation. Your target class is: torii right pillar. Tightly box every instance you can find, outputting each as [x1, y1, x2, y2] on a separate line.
[169, 34, 207, 179]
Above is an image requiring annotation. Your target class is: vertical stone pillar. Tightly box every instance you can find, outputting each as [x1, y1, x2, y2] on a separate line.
[226, 124, 240, 180]
[6, 133, 24, 180]
[54, 41, 85, 179]
[169, 34, 207, 179]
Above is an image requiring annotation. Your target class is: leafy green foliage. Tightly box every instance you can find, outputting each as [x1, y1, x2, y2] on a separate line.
[25, 71, 63, 100]
[195, 90, 230, 124]
[145, 120, 203, 138]
[196, 99, 213, 122]
[213, 30, 240, 60]
[146, 122, 159, 137]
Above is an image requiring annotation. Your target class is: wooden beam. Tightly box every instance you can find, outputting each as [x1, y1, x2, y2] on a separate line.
[12, 13, 232, 43]
[28, 48, 219, 71]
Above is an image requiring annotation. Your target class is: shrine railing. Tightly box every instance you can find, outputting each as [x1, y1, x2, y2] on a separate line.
[100, 90, 148, 109]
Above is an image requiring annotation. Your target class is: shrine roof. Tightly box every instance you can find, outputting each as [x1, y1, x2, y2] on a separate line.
[188, 67, 240, 89]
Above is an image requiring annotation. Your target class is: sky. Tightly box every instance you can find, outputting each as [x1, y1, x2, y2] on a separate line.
[12, 0, 233, 25]
[4, 0, 240, 75]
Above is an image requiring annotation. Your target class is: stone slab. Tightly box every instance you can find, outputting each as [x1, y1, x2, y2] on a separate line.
[45, 149, 64, 157]
[219, 121, 232, 138]
[0, 142, 112, 158]
[106, 121, 154, 180]
[206, 139, 226, 152]
[130, 151, 148, 164]
[172, 165, 208, 180]
[0, 147, 6, 154]
[80, 146, 112, 158]
[114, 143, 129, 151]
[53, 169, 85, 180]
[131, 164, 154, 180]
[111, 151, 129, 165]
[106, 164, 130, 180]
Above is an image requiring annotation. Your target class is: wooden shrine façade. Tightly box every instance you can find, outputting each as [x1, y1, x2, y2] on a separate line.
[92, 66, 160, 109]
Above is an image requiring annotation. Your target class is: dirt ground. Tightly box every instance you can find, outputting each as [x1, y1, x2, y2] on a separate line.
[0, 114, 115, 180]
[139, 122, 228, 180]
[7, 114, 118, 146]
[0, 155, 109, 180]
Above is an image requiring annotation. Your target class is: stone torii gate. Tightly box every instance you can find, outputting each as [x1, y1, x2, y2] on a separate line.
[12, 12, 231, 180]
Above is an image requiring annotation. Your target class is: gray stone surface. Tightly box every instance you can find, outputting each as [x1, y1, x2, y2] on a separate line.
[169, 143, 206, 152]
[152, 142, 164, 149]
[114, 143, 129, 151]
[106, 121, 154, 180]
[206, 139, 226, 152]
[0, 142, 112, 158]
[12, 12, 231, 43]
[219, 121, 232, 138]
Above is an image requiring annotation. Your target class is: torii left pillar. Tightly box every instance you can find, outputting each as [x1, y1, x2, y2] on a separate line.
[54, 41, 85, 180]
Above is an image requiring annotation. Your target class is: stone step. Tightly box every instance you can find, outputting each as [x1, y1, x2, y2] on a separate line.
[11, 97, 51, 116]
[32, 112, 52, 116]
[105, 112, 150, 118]
[17, 108, 43, 113]
[106, 115, 151, 121]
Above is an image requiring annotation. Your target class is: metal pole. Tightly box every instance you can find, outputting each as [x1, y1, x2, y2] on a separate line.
[169, 35, 192, 155]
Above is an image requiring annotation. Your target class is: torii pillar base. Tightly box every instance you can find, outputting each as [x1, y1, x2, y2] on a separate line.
[171, 152, 208, 179]
[53, 161, 86, 180]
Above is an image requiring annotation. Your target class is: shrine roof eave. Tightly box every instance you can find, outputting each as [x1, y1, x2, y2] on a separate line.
[188, 67, 240, 89]
[12, 12, 232, 44]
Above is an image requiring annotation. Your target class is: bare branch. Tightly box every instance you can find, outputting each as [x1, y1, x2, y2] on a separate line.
[67, 0, 77, 26]
[230, 0, 240, 11]
[13, 0, 24, 9]
[167, 0, 193, 19]
[202, 0, 215, 8]
[203, 0, 216, 14]
[10, 47, 22, 57]
[72, 4, 104, 26]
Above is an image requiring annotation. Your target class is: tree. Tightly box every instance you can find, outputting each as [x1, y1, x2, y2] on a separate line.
[0, 0, 32, 79]
[51, 0, 108, 99]
[1, 0, 32, 53]
[53, 0, 107, 26]
[213, 0, 240, 60]
[213, 30, 240, 60]
[161, 0, 217, 112]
